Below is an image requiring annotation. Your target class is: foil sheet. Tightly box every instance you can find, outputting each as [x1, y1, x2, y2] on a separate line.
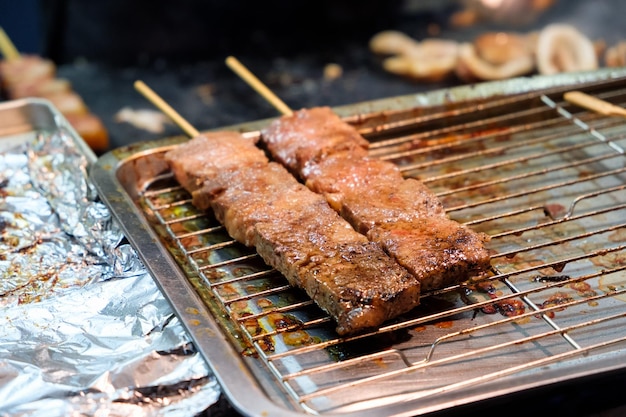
[0, 128, 219, 416]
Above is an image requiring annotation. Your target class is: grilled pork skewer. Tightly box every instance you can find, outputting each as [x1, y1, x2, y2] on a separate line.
[261, 107, 492, 291]
[134, 81, 421, 336]
[166, 133, 421, 336]
[225, 57, 491, 292]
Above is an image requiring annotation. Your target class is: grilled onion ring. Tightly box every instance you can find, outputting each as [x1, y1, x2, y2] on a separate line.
[381, 38, 459, 82]
[536, 24, 598, 75]
[455, 42, 535, 82]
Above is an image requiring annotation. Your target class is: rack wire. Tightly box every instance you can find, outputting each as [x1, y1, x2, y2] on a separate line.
[137, 79, 626, 415]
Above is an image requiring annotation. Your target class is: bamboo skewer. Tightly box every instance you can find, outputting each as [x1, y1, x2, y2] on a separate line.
[225, 55, 293, 116]
[133, 80, 200, 137]
[564, 90, 626, 118]
[0, 26, 20, 61]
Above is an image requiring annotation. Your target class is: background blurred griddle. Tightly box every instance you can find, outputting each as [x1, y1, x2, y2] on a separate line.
[34, 0, 434, 150]
[5, 0, 620, 152]
[39, 0, 626, 66]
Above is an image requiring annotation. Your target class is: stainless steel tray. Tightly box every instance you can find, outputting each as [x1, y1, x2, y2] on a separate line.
[91, 69, 626, 417]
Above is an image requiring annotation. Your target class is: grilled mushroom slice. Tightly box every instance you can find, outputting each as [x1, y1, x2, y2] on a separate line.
[369, 30, 419, 56]
[381, 39, 459, 82]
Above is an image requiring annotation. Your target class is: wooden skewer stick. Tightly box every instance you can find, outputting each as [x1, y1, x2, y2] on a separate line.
[0, 26, 20, 61]
[225, 55, 293, 116]
[564, 91, 626, 118]
[133, 80, 200, 137]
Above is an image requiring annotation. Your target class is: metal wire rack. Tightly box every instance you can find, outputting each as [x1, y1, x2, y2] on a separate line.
[96, 75, 626, 416]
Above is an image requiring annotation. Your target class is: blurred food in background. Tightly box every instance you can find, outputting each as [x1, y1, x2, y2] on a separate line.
[450, 0, 557, 27]
[0, 52, 109, 152]
[370, 14, 624, 83]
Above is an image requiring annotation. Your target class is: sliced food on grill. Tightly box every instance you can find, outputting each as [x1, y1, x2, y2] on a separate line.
[164, 132, 421, 336]
[260, 106, 492, 291]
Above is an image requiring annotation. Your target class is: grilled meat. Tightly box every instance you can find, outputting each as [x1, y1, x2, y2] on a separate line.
[164, 131, 267, 194]
[367, 218, 491, 291]
[261, 106, 369, 175]
[302, 152, 447, 226]
[260, 107, 492, 291]
[164, 132, 421, 335]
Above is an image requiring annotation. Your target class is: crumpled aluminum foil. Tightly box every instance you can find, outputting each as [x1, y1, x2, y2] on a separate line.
[0, 128, 220, 416]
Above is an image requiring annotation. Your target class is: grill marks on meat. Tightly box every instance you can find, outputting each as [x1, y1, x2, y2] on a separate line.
[164, 133, 420, 336]
[260, 107, 492, 291]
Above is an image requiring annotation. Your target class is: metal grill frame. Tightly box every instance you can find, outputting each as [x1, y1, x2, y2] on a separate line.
[91, 70, 626, 417]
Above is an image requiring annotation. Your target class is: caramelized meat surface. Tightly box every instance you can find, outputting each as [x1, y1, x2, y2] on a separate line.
[164, 133, 420, 335]
[260, 108, 492, 292]
[367, 218, 491, 291]
[165, 132, 267, 193]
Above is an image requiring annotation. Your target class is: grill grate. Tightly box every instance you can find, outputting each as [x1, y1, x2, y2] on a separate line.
[136, 80, 626, 415]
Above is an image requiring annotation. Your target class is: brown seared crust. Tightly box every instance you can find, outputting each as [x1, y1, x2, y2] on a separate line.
[165, 133, 420, 335]
[340, 178, 448, 232]
[260, 108, 492, 291]
[261, 107, 369, 174]
[165, 131, 267, 193]
[304, 153, 447, 232]
[255, 223, 420, 335]
[368, 219, 491, 291]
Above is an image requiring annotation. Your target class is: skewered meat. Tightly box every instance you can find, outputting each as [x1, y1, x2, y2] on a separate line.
[0, 55, 55, 89]
[261, 107, 369, 175]
[164, 131, 268, 194]
[260, 106, 491, 291]
[0, 54, 109, 152]
[164, 132, 421, 335]
[6, 77, 71, 99]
